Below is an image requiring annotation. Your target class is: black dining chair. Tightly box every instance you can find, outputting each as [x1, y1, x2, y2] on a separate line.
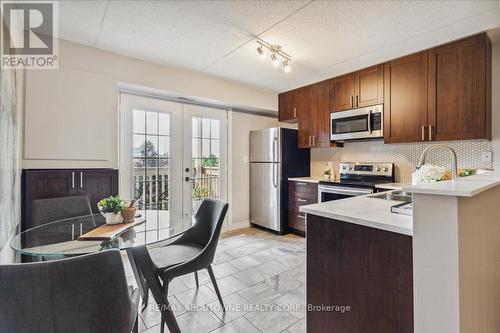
[31, 195, 93, 227]
[130, 198, 229, 333]
[0, 249, 140, 333]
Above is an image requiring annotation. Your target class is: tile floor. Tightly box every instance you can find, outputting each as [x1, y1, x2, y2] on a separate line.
[125, 227, 306, 333]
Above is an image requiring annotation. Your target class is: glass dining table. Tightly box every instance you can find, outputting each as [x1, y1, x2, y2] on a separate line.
[10, 214, 179, 306]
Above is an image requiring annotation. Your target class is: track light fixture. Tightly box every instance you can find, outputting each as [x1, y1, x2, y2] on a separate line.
[256, 45, 266, 60]
[256, 39, 292, 73]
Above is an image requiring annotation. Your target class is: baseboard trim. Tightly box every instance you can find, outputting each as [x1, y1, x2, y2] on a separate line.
[223, 220, 250, 232]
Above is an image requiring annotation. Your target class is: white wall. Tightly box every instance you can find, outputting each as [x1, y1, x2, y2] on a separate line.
[22, 39, 278, 169]
[228, 111, 277, 228]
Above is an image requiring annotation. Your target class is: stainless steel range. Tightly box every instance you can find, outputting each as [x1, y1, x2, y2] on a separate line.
[318, 162, 394, 202]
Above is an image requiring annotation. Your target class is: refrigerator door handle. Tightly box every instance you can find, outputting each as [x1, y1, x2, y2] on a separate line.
[272, 163, 278, 188]
[272, 136, 278, 162]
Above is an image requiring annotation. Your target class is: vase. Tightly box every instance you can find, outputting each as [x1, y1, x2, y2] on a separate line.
[121, 207, 136, 223]
[104, 212, 123, 225]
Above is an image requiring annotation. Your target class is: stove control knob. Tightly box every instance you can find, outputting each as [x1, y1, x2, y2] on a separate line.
[348, 166, 353, 170]
[383, 167, 389, 172]
[376, 166, 381, 172]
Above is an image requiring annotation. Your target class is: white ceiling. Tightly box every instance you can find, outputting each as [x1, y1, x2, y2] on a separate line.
[56, 0, 500, 92]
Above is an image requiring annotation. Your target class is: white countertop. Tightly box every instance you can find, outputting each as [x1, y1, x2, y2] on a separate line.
[300, 193, 413, 236]
[402, 171, 500, 197]
[375, 182, 409, 190]
[288, 177, 324, 183]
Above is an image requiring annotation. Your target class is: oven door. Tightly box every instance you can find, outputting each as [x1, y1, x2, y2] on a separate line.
[330, 105, 383, 141]
[318, 185, 373, 203]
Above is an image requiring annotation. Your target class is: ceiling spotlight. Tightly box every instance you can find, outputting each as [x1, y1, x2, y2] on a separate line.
[282, 60, 292, 73]
[271, 53, 280, 67]
[256, 39, 292, 73]
[256, 45, 266, 60]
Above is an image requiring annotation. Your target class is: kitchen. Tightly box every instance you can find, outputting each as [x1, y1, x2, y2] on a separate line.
[2, 2, 500, 333]
[250, 32, 499, 332]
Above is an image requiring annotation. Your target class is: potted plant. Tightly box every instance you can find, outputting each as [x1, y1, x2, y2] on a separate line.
[323, 167, 332, 180]
[98, 196, 126, 225]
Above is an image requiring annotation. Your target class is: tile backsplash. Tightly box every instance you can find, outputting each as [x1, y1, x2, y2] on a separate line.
[311, 140, 493, 183]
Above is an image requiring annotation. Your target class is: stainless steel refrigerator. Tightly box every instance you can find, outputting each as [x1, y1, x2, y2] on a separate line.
[250, 128, 310, 233]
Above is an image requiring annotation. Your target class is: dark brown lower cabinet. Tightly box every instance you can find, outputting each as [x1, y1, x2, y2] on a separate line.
[21, 169, 118, 231]
[307, 214, 413, 333]
[288, 181, 318, 235]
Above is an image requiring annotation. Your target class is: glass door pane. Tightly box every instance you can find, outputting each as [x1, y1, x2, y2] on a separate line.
[120, 94, 183, 239]
[183, 104, 227, 228]
[132, 110, 172, 233]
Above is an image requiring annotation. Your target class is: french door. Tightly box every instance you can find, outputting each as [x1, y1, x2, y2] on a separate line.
[120, 93, 227, 237]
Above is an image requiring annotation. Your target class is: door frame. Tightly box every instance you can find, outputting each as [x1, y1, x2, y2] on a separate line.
[119, 93, 184, 233]
[119, 92, 229, 233]
[181, 103, 228, 229]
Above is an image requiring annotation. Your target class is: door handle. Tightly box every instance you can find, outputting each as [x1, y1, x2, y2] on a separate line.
[272, 136, 278, 162]
[71, 172, 75, 189]
[428, 124, 433, 141]
[272, 164, 278, 188]
[351, 96, 354, 108]
[421, 126, 426, 141]
[79, 172, 83, 188]
[185, 177, 192, 182]
[356, 95, 359, 107]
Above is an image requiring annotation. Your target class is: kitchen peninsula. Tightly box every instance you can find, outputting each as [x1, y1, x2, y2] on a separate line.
[301, 171, 500, 333]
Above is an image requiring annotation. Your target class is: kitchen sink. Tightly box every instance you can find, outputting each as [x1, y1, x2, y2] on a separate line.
[371, 190, 412, 202]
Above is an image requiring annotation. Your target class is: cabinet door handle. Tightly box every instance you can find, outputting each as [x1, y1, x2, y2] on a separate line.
[351, 96, 354, 108]
[308, 136, 312, 147]
[79, 172, 83, 188]
[71, 172, 75, 189]
[297, 182, 308, 186]
[297, 198, 308, 202]
[293, 107, 297, 118]
[297, 214, 305, 219]
[356, 95, 359, 107]
[421, 126, 426, 141]
[312, 135, 315, 146]
[428, 125, 433, 141]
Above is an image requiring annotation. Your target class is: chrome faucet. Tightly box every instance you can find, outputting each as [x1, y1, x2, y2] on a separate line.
[416, 144, 458, 179]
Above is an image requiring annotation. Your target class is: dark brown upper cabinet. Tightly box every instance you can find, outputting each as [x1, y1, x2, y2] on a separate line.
[297, 81, 342, 149]
[313, 80, 333, 148]
[296, 86, 315, 148]
[278, 90, 298, 122]
[384, 51, 429, 144]
[427, 33, 491, 141]
[330, 65, 384, 112]
[355, 65, 384, 108]
[330, 73, 355, 112]
[281, 33, 491, 148]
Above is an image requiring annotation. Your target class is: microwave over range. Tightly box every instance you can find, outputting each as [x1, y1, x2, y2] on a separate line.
[330, 104, 383, 141]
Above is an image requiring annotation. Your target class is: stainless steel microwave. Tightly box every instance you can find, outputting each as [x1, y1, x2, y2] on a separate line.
[330, 104, 383, 141]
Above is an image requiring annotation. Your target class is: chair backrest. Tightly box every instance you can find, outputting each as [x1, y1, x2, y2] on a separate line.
[184, 198, 229, 265]
[0, 250, 134, 333]
[31, 195, 92, 227]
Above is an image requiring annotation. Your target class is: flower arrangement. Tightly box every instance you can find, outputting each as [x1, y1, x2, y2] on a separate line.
[411, 164, 446, 185]
[98, 196, 126, 224]
[98, 196, 126, 213]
